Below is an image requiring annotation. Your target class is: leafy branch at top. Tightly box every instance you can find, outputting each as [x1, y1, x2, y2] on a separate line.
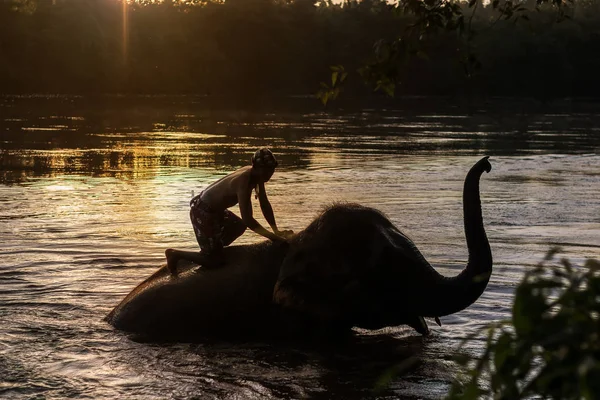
[317, 0, 574, 105]
[316, 65, 348, 106]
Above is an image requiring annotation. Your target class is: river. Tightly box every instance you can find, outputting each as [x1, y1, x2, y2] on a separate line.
[1, 95, 599, 399]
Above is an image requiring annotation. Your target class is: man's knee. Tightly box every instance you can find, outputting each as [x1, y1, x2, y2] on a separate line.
[220, 225, 245, 247]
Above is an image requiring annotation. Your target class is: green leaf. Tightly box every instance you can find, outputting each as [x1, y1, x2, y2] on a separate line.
[512, 289, 534, 336]
[493, 332, 513, 373]
[585, 259, 600, 271]
[373, 357, 419, 393]
[461, 378, 484, 400]
[544, 247, 562, 262]
[375, 80, 395, 97]
[316, 90, 329, 106]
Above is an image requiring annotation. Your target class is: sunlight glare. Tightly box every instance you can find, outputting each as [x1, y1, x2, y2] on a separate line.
[45, 184, 75, 191]
[122, 0, 129, 63]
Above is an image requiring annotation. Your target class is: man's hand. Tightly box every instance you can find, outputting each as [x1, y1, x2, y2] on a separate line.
[268, 231, 288, 243]
[275, 229, 295, 239]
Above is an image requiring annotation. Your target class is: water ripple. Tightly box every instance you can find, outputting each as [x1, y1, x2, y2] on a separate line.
[1, 99, 599, 399]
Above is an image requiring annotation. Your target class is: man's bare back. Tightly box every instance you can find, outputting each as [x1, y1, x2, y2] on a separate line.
[200, 166, 253, 212]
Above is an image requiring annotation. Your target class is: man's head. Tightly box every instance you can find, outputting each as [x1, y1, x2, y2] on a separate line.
[251, 148, 278, 182]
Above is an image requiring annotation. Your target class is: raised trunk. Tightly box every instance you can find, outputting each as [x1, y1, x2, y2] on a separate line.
[417, 156, 493, 317]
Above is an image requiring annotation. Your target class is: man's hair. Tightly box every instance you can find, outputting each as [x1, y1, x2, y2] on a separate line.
[251, 148, 279, 169]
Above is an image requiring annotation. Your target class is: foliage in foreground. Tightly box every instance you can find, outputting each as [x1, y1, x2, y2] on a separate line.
[448, 249, 600, 400]
[318, 0, 579, 104]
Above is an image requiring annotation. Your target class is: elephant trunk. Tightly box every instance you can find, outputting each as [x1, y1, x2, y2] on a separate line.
[417, 156, 493, 318]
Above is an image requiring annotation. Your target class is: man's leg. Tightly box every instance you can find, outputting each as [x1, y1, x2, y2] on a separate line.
[165, 248, 208, 275]
[165, 205, 217, 275]
[220, 210, 247, 246]
[182, 210, 240, 269]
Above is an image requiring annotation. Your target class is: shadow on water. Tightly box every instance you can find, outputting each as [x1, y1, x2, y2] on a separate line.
[305, 333, 432, 399]
[121, 330, 435, 399]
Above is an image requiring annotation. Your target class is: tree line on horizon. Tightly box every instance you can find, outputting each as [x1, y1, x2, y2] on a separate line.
[1, 0, 599, 101]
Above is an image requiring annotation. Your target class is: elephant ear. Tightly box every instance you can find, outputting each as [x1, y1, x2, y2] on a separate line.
[272, 216, 392, 322]
[272, 246, 366, 321]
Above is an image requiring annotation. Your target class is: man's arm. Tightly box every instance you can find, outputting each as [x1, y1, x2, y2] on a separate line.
[238, 185, 285, 242]
[257, 182, 278, 232]
[257, 182, 294, 239]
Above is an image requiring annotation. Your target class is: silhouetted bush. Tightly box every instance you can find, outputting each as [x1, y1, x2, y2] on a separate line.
[448, 249, 600, 399]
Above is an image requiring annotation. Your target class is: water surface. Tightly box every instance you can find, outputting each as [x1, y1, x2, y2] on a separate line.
[1, 96, 599, 399]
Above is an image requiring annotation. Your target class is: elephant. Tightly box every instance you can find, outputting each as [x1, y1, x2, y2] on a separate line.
[105, 156, 492, 340]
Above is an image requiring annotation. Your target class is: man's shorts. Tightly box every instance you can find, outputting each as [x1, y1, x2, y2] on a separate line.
[190, 193, 246, 254]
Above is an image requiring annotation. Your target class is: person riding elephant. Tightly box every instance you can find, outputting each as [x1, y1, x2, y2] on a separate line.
[108, 157, 494, 339]
[166, 148, 294, 274]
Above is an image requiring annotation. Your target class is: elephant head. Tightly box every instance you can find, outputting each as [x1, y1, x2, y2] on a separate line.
[273, 157, 493, 335]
